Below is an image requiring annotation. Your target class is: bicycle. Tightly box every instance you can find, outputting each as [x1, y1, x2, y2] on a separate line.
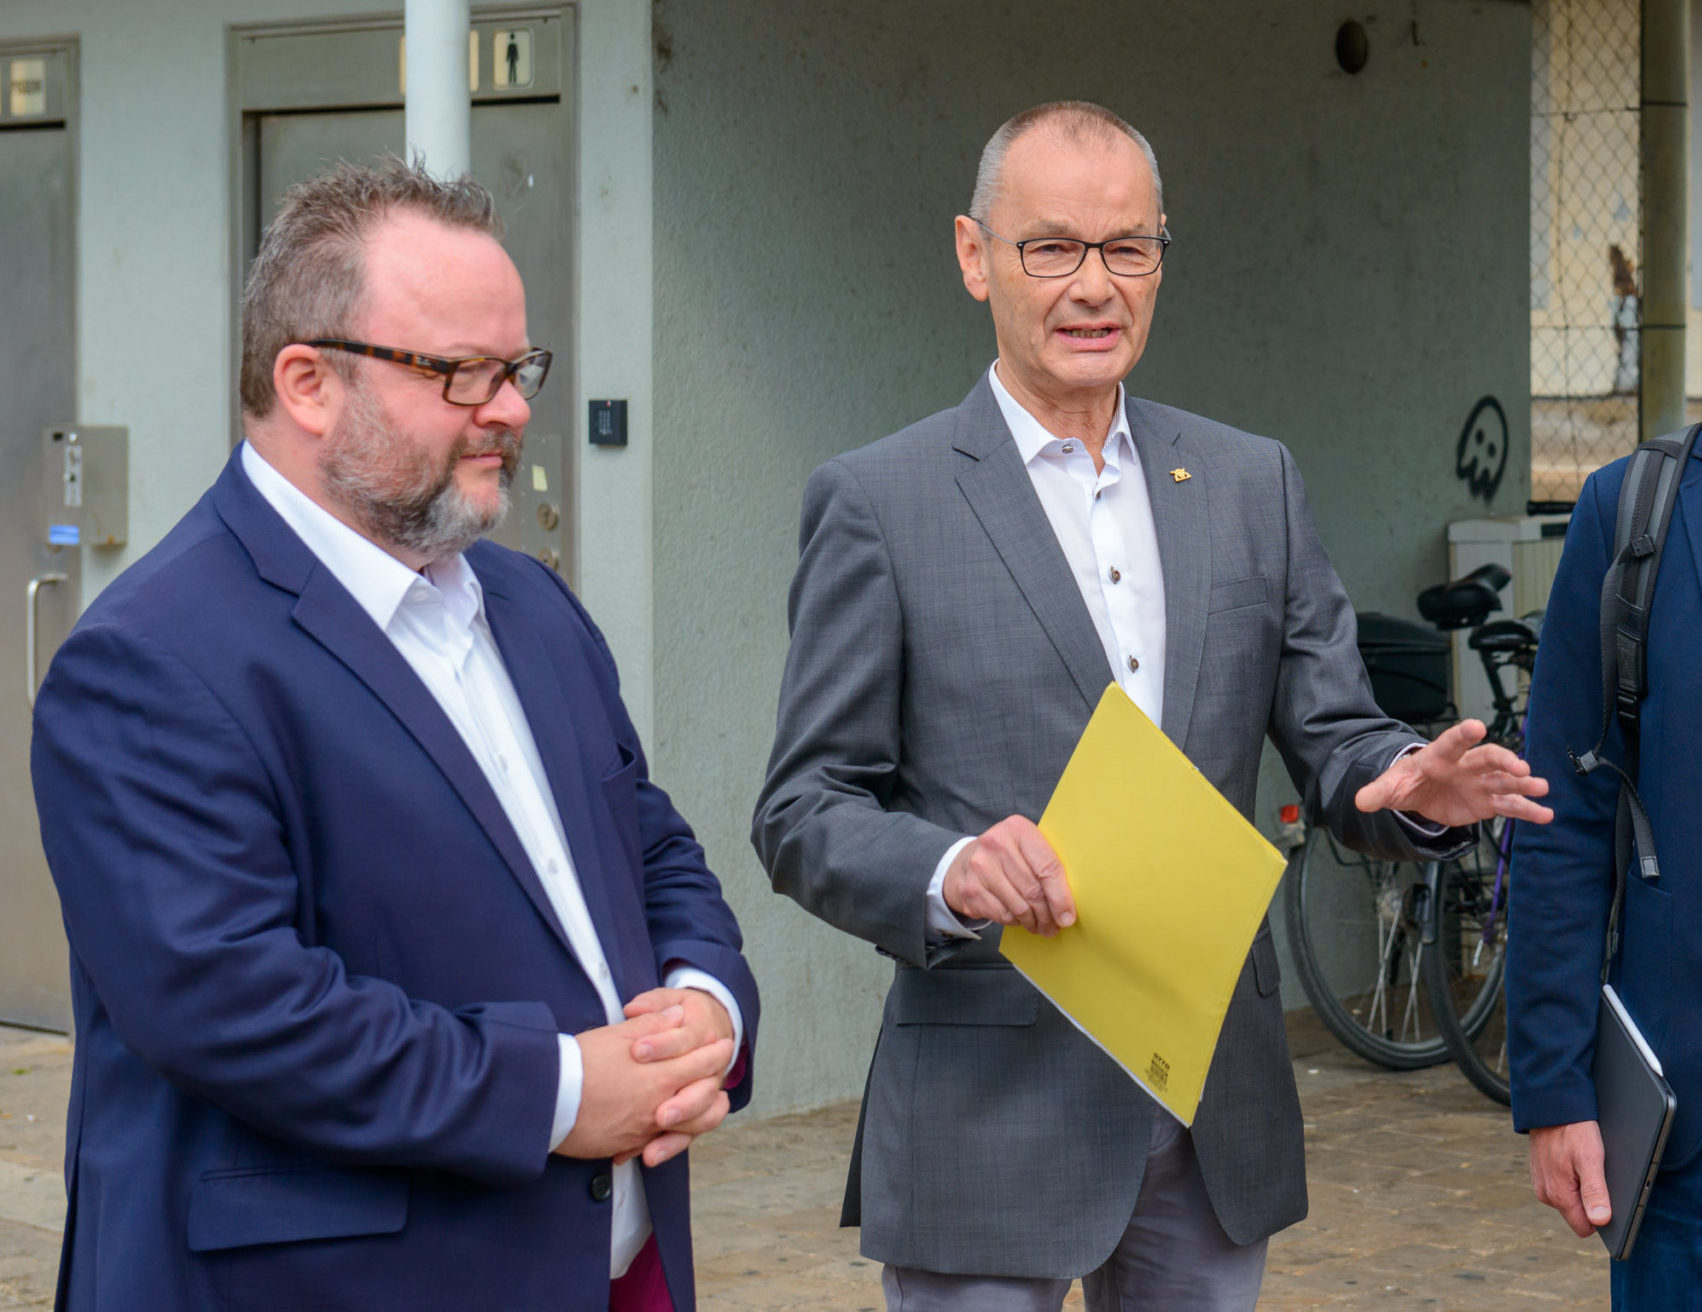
[1282, 564, 1528, 1071]
[1417, 602, 1539, 1105]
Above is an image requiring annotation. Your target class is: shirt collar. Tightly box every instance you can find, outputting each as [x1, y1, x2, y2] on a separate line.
[987, 361, 1132, 468]
[239, 441, 484, 634]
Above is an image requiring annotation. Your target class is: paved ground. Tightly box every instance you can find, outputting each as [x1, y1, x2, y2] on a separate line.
[0, 1029, 68, 1312]
[0, 1018, 1609, 1310]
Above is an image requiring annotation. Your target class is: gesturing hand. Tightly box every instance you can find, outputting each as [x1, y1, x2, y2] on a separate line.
[1529, 1121, 1612, 1238]
[943, 815, 1076, 937]
[1354, 720, 1553, 827]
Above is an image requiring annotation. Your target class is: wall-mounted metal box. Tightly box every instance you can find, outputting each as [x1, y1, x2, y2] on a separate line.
[1447, 514, 1570, 721]
[43, 425, 127, 547]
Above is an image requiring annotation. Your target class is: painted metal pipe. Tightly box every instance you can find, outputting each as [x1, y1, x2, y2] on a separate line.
[1641, 0, 1688, 440]
[404, 0, 471, 179]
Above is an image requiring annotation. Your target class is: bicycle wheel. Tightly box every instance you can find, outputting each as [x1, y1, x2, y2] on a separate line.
[1282, 827, 1450, 1069]
[1421, 820, 1512, 1104]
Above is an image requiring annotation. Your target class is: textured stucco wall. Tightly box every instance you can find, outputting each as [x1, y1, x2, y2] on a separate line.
[652, 0, 1530, 1111]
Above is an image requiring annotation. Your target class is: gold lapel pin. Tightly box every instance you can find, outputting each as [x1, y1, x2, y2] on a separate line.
[1171, 468, 1191, 483]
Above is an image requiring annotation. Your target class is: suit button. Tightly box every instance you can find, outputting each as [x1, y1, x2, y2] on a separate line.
[1127, 655, 1140, 672]
[589, 1171, 613, 1202]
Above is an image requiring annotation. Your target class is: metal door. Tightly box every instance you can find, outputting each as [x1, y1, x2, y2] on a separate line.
[0, 44, 77, 1031]
[236, 14, 574, 577]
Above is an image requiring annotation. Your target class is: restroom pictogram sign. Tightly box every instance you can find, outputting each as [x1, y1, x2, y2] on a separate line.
[493, 30, 533, 89]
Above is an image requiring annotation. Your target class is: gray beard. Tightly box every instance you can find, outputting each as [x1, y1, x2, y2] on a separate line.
[318, 381, 520, 563]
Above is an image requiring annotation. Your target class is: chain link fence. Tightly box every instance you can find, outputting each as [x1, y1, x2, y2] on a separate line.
[1530, 0, 1642, 506]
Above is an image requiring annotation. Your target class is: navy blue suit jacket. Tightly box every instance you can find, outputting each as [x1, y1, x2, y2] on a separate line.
[1509, 446, 1702, 1167]
[30, 450, 758, 1312]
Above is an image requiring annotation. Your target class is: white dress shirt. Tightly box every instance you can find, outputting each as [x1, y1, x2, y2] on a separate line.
[241, 442, 741, 1277]
[927, 364, 1168, 939]
[925, 366, 1441, 937]
[989, 364, 1167, 719]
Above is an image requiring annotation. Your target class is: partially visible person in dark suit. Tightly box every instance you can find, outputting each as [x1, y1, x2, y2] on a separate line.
[1510, 441, 1702, 1309]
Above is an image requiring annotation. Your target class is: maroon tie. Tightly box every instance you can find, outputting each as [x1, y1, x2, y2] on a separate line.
[609, 1234, 673, 1312]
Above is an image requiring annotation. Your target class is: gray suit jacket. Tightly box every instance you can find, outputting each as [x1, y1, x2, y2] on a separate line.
[752, 377, 1464, 1277]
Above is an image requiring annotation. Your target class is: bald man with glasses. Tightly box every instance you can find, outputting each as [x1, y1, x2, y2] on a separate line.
[753, 100, 1547, 1310]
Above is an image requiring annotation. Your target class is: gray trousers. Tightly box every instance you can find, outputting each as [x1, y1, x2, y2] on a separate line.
[881, 1114, 1268, 1311]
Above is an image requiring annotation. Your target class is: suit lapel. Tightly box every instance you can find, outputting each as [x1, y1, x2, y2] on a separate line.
[1678, 454, 1702, 606]
[952, 380, 1114, 713]
[1128, 397, 1211, 748]
[211, 453, 577, 957]
[478, 570, 635, 991]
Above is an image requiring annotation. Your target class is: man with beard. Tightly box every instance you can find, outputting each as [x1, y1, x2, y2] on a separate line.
[30, 158, 757, 1312]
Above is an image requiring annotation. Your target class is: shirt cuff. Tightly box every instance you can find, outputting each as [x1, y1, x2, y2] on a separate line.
[549, 1032, 583, 1152]
[665, 966, 745, 1072]
[927, 837, 985, 941]
[1388, 742, 1448, 838]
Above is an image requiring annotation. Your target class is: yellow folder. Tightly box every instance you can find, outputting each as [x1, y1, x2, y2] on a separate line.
[1000, 683, 1286, 1125]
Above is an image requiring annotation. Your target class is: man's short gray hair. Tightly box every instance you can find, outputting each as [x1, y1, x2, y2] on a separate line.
[239, 155, 504, 418]
[968, 101, 1163, 223]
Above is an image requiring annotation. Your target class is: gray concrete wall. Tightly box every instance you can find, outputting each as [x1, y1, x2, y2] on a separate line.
[0, 0, 1530, 1115]
[652, 0, 1531, 1110]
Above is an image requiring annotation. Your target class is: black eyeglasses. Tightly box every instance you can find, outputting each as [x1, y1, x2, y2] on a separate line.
[972, 219, 1170, 279]
[303, 339, 553, 405]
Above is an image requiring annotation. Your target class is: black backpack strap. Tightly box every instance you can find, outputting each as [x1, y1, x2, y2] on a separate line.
[1611, 428, 1696, 732]
[1567, 423, 1701, 977]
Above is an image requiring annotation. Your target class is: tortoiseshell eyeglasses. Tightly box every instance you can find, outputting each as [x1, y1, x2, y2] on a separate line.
[303, 339, 553, 406]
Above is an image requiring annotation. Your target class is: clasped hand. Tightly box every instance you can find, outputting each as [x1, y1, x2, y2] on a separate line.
[553, 987, 736, 1169]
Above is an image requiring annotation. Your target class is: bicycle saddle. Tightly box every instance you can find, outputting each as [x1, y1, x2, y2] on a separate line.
[1417, 563, 1510, 631]
[1468, 617, 1539, 654]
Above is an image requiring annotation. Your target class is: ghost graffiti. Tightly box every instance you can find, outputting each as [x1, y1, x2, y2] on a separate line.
[1455, 396, 1509, 502]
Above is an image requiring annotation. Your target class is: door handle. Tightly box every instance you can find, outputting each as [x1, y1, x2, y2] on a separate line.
[26, 573, 68, 708]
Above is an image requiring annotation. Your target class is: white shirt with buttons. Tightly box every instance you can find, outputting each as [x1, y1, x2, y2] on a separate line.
[241, 442, 741, 1278]
[925, 365, 1442, 939]
[926, 363, 1167, 939]
[990, 363, 1168, 718]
